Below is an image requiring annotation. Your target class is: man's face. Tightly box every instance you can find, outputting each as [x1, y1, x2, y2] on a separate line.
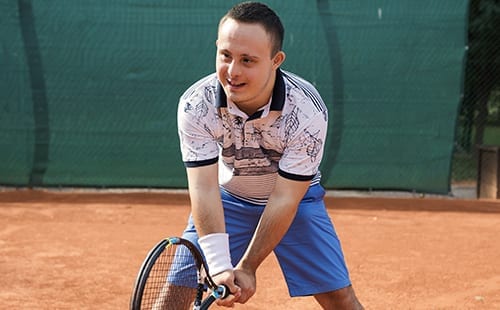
[216, 18, 284, 114]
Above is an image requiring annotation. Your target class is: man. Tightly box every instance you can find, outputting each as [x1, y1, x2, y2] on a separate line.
[177, 2, 363, 308]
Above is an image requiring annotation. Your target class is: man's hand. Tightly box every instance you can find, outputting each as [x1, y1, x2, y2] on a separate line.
[233, 263, 257, 304]
[213, 270, 242, 307]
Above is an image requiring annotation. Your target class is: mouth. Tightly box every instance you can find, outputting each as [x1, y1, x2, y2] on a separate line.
[227, 79, 246, 90]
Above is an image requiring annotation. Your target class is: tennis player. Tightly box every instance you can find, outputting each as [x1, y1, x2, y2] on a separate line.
[177, 2, 364, 308]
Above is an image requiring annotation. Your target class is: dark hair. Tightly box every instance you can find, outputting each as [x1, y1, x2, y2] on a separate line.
[220, 2, 284, 56]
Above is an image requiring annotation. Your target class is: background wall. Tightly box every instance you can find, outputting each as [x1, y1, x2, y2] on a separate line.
[0, 0, 468, 194]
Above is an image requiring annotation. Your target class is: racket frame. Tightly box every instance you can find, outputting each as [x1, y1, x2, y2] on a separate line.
[130, 237, 227, 310]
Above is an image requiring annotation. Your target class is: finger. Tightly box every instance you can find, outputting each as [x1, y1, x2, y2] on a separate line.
[216, 285, 241, 307]
[216, 292, 237, 307]
[229, 285, 241, 299]
[236, 293, 250, 304]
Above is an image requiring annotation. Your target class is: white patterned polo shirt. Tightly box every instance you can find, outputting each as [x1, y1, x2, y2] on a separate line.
[177, 69, 328, 205]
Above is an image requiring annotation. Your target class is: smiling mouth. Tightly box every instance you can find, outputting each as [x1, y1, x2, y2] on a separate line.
[227, 79, 246, 89]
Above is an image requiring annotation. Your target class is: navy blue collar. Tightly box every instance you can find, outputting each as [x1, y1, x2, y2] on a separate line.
[216, 68, 286, 114]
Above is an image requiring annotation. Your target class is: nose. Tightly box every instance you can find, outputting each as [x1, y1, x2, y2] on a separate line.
[227, 60, 240, 78]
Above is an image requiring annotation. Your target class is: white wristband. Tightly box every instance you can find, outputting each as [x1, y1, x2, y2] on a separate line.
[198, 233, 233, 276]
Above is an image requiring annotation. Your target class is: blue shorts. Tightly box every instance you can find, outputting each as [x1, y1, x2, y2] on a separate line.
[181, 184, 352, 297]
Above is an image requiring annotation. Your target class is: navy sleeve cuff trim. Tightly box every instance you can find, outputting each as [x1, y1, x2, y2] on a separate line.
[278, 169, 315, 181]
[184, 157, 218, 168]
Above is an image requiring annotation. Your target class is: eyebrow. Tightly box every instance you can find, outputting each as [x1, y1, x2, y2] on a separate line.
[219, 49, 260, 60]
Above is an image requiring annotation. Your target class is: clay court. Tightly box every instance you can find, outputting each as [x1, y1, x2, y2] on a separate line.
[0, 189, 499, 309]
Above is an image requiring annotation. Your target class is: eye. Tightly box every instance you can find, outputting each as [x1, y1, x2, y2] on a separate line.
[219, 52, 231, 61]
[242, 57, 254, 64]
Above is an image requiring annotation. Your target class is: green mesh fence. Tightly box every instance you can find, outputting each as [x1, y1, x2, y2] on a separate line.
[0, 0, 468, 193]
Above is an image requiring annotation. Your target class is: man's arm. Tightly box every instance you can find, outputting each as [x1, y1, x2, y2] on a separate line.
[234, 175, 311, 303]
[186, 163, 242, 306]
[186, 163, 224, 236]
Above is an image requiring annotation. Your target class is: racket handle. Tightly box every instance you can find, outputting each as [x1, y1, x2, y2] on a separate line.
[199, 285, 230, 310]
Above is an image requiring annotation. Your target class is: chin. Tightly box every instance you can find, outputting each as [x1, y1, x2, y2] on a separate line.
[227, 94, 242, 103]
[224, 89, 243, 101]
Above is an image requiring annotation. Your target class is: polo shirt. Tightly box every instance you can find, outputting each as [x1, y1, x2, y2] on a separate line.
[177, 69, 328, 205]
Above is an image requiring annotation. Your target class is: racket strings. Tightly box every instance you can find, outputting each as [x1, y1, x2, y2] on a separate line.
[140, 244, 199, 309]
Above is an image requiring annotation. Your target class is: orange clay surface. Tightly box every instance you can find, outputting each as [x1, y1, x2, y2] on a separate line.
[0, 189, 499, 309]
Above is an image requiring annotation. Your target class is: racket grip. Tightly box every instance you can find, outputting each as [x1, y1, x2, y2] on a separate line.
[199, 285, 230, 310]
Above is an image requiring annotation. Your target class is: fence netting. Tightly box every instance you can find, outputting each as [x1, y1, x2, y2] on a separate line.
[1, 1, 475, 194]
[453, 0, 500, 187]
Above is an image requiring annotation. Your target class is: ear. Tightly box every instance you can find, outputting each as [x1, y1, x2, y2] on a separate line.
[272, 51, 286, 69]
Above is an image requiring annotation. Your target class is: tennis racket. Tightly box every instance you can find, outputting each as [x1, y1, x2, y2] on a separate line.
[130, 237, 229, 310]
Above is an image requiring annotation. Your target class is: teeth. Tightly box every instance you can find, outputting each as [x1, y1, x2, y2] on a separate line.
[228, 79, 243, 87]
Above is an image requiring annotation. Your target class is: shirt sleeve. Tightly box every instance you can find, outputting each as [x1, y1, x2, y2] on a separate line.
[278, 104, 328, 180]
[177, 89, 220, 167]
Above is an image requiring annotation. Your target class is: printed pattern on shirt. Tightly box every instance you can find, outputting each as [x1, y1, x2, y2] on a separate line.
[178, 70, 328, 204]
